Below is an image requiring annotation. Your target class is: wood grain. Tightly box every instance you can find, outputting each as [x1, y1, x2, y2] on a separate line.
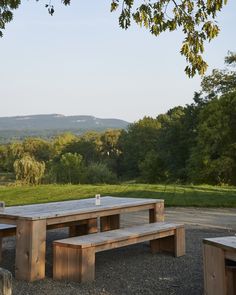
[0, 197, 164, 221]
[15, 219, 46, 281]
[53, 222, 184, 282]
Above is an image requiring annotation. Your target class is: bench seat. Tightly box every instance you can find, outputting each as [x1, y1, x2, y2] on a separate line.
[53, 222, 185, 282]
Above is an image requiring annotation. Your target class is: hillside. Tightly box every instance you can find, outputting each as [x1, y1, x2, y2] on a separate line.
[0, 114, 129, 142]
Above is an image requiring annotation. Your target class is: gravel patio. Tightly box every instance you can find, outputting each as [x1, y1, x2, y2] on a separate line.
[2, 209, 235, 295]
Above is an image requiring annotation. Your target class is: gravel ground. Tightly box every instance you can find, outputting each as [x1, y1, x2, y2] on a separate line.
[2, 225, 235, 295]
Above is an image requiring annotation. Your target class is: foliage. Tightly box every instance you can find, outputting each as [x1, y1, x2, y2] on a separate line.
[13, 154, 45, 185]
[113, 0, 226, 77]
[62, 138, 100, 165]
[187, 91, 236, 185]
[0, 0, 229, 77]
[83, 163, 118, 184]
[139, 150, 167, 183]
[118, 118, 160, 178]
[201, 52, 236, 98]
[52, 152, 84, 184]
[52, 133, 77, 155]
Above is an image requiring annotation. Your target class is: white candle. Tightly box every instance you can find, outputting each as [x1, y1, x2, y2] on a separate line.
[95, 194, 101, 206]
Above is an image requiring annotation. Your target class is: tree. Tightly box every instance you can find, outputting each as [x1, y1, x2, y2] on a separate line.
[118, 117, 160, 178]
[201, 51, 236, 98]
[99, 129, 122, 172]
[62, 138, 100, 165]
[139, 150, 167, 183]
[0, 0, 229, 76]
[22, 137, 52, 162]
[54, 152, 83, 184]
[83, 162, 117, 184]
[14, 154, 45, 184]
[187, 91, 236, 185]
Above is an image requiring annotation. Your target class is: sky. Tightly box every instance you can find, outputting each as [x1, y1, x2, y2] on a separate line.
[0, 0, 236, 122]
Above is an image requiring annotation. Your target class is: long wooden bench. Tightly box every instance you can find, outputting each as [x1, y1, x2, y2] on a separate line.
[53, 222, 185, 282]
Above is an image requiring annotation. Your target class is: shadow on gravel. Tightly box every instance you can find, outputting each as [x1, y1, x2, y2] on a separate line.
[2, 226, 235, 295]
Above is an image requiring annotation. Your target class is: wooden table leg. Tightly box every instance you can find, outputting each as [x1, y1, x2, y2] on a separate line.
[203, 243, 226, 295]
[69, 218, 98, 237]
[149, 202, 164, 223]
[15, 219, 46, 281]
[100, 215, 120, 232]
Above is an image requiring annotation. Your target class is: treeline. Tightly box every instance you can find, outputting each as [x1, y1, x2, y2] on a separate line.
[0, 53, 235, 185]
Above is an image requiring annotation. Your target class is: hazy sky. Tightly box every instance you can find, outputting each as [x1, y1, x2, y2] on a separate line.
[1, 0, 235, 122]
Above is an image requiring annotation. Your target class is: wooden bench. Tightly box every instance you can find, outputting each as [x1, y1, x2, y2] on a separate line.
[53, 222, 185, 282]
[0, 225, 16, 263]
[203, 236, 236, 295]
[0, 219, 97, 265]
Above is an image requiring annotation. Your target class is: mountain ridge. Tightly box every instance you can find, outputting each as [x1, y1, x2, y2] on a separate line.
[0, 114, 130, 131]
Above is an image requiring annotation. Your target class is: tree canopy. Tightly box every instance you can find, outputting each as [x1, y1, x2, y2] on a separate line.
[0, 0, 228, 77]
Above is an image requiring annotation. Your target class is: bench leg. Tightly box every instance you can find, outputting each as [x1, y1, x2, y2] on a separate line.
[69, 218, 98, 237]
[150, 228, 185, 257]
[53, 245, 95, 282]
[100, 215, 120, 232]
[174, 227, 185, 257]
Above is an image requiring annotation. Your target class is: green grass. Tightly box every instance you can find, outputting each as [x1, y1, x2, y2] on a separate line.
[0, 183, 235, 207]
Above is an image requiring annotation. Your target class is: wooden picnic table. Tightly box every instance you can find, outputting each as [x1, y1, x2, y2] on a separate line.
[0, 196, 164, 281]
[203, 236, 236, 295]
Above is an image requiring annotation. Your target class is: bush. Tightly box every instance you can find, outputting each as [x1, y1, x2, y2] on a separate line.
[82, 163, 117, 184]
[139, 151, 167, 183]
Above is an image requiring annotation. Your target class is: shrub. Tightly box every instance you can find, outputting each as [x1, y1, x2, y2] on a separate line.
[83, 163, 117, 184]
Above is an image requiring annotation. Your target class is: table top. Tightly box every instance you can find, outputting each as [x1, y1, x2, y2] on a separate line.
[203, 236, 236, 252]
[0, 196, 163, 221]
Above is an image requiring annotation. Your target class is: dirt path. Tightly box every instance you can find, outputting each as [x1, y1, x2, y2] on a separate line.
[121, 207, 236, 230]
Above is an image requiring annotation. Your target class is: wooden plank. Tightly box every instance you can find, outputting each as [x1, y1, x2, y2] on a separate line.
[175, 227, 185, 257]
[96, 230, 175, 253]
[149, 202, 164, 223]
[47, 204, 155, 226]
[204, 236, 236, 253]
[53, 244, 95, 282]
[203, 243, 226, 295]
[79, 247, 95, 282]
[15, 219, 46, 281]
[100, 214, 120, 232]
[54, 223, 183, 249]
[226, 265, 236, 295]
[0, 268, 12, 295]
[0, 197, 163, 220]
[53, 244, 67, 280]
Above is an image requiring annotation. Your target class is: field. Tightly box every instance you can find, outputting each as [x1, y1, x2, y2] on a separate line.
[0, 183, 235, 207]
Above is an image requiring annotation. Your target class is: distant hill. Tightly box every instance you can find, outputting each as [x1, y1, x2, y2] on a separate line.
[0, 114, 130, 143]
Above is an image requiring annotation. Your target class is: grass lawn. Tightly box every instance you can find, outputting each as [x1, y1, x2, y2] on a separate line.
[0, 183, 235, 207]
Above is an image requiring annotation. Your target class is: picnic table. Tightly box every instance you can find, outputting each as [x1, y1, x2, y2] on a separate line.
[0, 196, 164, 281]
[203, 236, 236, 295]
